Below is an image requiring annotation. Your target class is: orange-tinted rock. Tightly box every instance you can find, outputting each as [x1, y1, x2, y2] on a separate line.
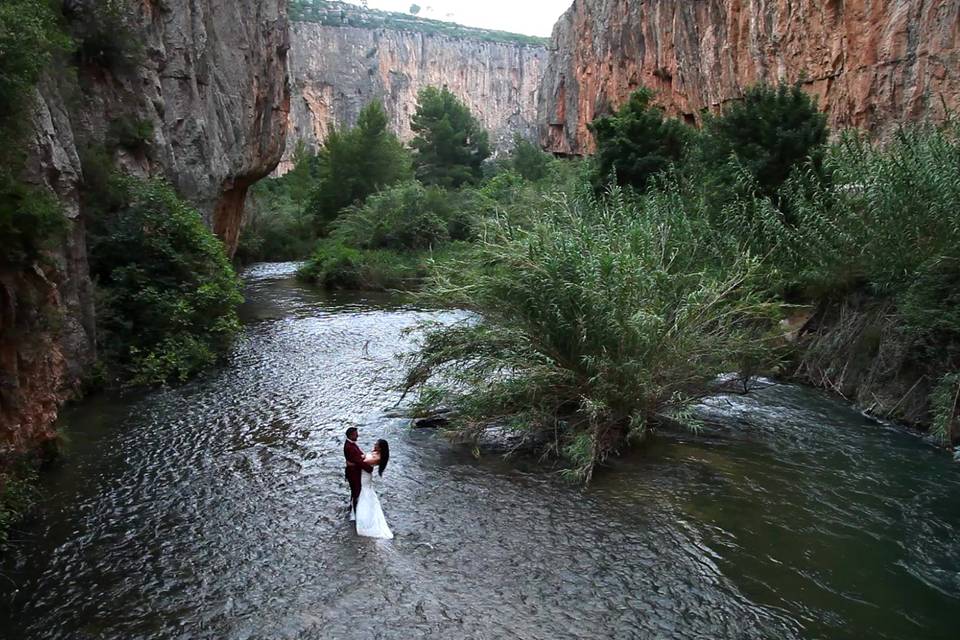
[540, 0, 960, 155]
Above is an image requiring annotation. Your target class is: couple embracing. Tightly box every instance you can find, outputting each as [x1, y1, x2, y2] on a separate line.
[343, 427, 394, 539]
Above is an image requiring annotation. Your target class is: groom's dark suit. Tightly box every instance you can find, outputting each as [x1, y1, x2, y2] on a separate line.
[344, 439, 374, 512]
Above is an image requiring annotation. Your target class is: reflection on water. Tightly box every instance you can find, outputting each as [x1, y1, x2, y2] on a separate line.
[1, 262, 958, 639]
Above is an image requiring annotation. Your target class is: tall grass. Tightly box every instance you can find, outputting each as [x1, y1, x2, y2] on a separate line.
[403, 187, 783, 480]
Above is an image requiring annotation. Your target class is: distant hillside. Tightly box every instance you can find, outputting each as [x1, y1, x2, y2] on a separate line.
[288, 0, 549, 47]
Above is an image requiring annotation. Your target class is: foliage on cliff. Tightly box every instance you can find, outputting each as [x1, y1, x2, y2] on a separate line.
[0, 0, 70, 266]
[411, 87, 491, 188]
[87, 176, 242, 386]
[288, 0, 548, 47]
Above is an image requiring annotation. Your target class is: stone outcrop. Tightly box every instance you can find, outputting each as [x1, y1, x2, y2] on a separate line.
[0, 0, 289, 455]
[540, 0, 960, 155]
[279, 14, 547, 173]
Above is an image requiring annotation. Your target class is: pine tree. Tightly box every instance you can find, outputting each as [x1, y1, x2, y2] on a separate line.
[410, 86, 491, 188]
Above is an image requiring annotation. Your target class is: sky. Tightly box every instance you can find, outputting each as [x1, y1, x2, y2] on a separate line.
[344, 0, 573, 38]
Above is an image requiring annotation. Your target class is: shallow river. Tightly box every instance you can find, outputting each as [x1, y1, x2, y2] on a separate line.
[2, 263, 958, 639]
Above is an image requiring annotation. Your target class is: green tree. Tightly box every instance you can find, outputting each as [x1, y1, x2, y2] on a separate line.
[588, 88, 693, 193]
[410, 86, 491, 188]
[700, 82, 829, 200]
[307, 101, 412, 232]
[509, 135, 553, 182]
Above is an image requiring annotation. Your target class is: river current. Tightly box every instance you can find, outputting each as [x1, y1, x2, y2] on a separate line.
[2, 262, 958, 639]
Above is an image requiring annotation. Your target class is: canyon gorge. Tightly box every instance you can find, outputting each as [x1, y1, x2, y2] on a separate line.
[4, 0, 960, 457]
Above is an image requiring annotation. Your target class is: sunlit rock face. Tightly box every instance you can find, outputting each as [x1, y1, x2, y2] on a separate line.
[279, 20, 547, 173]
[540, 0, 960, 155]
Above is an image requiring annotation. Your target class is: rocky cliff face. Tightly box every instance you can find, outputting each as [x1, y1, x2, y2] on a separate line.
[280, 19, 547, 173]
[540, 0, 960, 155]
[0, 0, 289, 454]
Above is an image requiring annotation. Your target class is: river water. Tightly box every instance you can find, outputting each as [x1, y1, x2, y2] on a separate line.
[2, 262, 958, 639]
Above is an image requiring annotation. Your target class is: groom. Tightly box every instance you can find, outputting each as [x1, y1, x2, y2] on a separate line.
[343, 427, 374, 517]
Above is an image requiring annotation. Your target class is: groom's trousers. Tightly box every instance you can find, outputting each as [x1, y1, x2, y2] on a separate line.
[345, 466, 362, 511]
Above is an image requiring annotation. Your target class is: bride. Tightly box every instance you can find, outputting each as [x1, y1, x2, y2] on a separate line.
[355, 439, 393, 539]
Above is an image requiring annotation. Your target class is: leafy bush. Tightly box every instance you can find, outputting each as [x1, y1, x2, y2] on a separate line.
[237, 150, 319, 264]
[331, 181, 489, 251]
[403, 187, 782, 481]
[410, 86, 491, 188]
[508, 135, 554, 182]
[0, 169, 66, 266]
[588, 88, 694, 193]
[298, 239, 474, 291]
[306, 101, 412, 232]
[297, 240, 424, 291]
[107, 116, 154, 153]
[930, 373, 960, 443]
[88, 176, 242, 385]
[0, 462, 38, 545]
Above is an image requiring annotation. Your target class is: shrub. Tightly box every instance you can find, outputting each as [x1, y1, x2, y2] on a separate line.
[331, 181, 484, 251]
[71, 0, 141, 72]
[88, 176, 242, 385]
[0, 462, 39, 545]
[0, 0, 69, 127]
[588, 88, 694, 193]
[107, 116, 154, 153]
[509, 135, 554, 182]
[0, 169, 66, 266]
[403, 187, 782, 481]
[297, 240, 423, 290]
[237, 177, 318, 264]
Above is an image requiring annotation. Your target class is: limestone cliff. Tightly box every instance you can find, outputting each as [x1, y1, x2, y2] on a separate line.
[0, 0, 289, 454]
[280, 6, 547, 173]
[540, 0, 960, 155]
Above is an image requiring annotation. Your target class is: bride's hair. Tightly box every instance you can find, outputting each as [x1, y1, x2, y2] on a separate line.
[376, 439, 390, 476]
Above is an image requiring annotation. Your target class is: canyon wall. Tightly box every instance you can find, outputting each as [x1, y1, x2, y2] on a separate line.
[0, 0, 289, 454]
[540, 0, 960, 155]
[279, 18, 547, 173]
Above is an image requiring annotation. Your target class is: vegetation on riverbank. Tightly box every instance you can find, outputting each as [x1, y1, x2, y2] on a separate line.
[287, 89, 565, 291]
[85, 174, 242, 386]
[400, 83, 960, 479]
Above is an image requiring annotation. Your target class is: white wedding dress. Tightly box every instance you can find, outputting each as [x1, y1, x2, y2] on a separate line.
[355, 470, 393, 539]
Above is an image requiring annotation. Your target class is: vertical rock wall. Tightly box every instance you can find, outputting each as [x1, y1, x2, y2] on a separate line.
[0, 0, 290, 454]
[280, 21, 547, 173]
[540, 0, 960, 155]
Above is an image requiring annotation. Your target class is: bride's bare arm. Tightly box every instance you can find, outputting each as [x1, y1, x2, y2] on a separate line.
[364, 453, 380, 464]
